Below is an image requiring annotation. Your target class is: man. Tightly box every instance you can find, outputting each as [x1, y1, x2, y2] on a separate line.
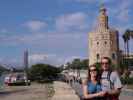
[101, 57, 122, 100]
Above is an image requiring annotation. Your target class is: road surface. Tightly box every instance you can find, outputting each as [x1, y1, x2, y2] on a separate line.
[0, 83, 54, 100]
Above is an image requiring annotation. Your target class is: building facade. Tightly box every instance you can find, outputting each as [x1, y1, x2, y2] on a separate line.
[89, 5, 119, 66]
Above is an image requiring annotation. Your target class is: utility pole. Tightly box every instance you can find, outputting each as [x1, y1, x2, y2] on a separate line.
[24, 49, 29, 85]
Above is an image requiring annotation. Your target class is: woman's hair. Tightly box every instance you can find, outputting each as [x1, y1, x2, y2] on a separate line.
[87, 64, 101, 83]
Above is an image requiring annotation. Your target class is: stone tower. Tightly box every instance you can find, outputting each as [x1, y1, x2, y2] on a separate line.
[89, 5, 119, 66]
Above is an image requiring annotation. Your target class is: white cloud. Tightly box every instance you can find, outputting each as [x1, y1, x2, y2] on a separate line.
[0, 57, 22, 68]
[0, 35, 22, 46]
[116, 0, 130, 22]
[108, 0, 132, 41]
[23, 20, 47, 32]
[109, 0, 132, 23]
[55, 12, 88, 32]
[64, 56, 82, 63]
[0, 30, 87, 47]
[29, 53, 69, 66]
[29, 54, 48, 62]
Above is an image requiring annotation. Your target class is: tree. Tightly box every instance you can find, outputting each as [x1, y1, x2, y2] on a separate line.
[80, 59, 88, 69]
[122, 29, 133, 68]
[130, 30, 133, 38]
[65, 62, 71, 70]
[71, 58, 81, 69]
[122, 29, 130, 57]
[65, 58, 88, 70]
[0, 65, 9, 76]
[28, 63, 60, 81]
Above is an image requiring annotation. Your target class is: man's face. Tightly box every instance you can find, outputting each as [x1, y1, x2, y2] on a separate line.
[101, 58, 110, 71]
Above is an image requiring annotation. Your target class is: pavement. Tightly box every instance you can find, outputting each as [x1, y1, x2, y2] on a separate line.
[119, 88, 133, 100]
[51, 81, 80, 100]
[119, 95, 133, 100]
[0, 83, 53, 100]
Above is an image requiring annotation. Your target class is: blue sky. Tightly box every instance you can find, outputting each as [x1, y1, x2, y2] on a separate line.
[0, 0, 133, 67]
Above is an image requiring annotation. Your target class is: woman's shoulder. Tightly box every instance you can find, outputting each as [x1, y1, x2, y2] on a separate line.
[82, 78, 88, 85]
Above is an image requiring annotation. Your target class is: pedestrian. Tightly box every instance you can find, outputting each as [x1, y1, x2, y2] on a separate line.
[82, 64, 107, 100]
[100, 57, 122, 100]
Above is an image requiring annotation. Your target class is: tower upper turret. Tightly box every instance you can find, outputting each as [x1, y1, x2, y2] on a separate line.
[98, 4, 108, 29]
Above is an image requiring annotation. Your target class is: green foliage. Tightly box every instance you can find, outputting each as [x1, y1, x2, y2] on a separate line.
[122, 29, 130, 42]
[95, 62, 101, 70]
[122, 29, 133, 69]
[0, 65, 8, 76]
[65, 58, 88, 70]
[121, 77, 133, 85]
[28, 63, 61, 82]
[71, 58, 81, 69]
[81, 59, 89, 69]
[123, 58, 133, 69]
[118, 57, 133, 75]
[120, 60, 128, 69]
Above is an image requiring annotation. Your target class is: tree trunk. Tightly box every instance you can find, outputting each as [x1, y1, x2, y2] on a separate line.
[127, 40, 129, 57]
[126, 40, 129, 69]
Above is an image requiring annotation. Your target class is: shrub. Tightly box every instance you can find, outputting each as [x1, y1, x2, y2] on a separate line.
[121, 77, 133, 85]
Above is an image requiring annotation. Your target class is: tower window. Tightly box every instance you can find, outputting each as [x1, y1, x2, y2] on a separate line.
[110, 41, 113, 45]
[104, 41, 107, 45]
[112, 53, 115, 59]
[97, 42, 99, 45]
[96, 54, 100, 60]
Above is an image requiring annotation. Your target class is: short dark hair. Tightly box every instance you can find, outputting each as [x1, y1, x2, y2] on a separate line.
[101, 57, 111, 65]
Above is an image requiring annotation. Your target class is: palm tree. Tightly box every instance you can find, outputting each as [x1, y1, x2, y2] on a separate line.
[130, 30, 133, 38]
[122, 29, 130, 57]
[122, 29, 130, 70]
[122, 34, 127, 56]
[122, 29, 133, 69]
[121, 29, 133, 79]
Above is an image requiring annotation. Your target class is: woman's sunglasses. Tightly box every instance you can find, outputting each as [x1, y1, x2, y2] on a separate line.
[90, 69, 97, 72]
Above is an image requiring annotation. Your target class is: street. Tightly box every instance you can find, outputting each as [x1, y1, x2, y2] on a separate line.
[0, 83, 54, 100]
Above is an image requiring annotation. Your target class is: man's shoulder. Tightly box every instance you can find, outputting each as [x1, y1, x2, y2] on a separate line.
[110, 71, 119, 77]
[110, 71, 121, 81]
[101, 70, 120, 79]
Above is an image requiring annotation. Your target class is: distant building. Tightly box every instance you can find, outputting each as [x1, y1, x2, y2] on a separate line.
[89, 5, 119, 66]
[120, 51, 133, 70]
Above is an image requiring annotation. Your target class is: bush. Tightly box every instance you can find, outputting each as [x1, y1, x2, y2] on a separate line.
[121, 77, 133, 85]
[37, 79, 53, 83]
[28, 63, 61, 82]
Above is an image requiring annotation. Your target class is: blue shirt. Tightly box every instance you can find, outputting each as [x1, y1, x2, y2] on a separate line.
[87, 81, 102, 94]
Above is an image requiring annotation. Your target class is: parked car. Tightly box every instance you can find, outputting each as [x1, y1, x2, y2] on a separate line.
[4, 72, 30, 86]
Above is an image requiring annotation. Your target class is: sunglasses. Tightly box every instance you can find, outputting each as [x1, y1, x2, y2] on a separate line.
[90, 69, 97, 72]
[101, 62, 109, 65]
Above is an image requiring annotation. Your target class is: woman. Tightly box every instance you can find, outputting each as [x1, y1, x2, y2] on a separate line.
[82, 64, 107, 100]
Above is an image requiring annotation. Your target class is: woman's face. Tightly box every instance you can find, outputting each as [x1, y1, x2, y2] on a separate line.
[89, 66, 97, 78]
